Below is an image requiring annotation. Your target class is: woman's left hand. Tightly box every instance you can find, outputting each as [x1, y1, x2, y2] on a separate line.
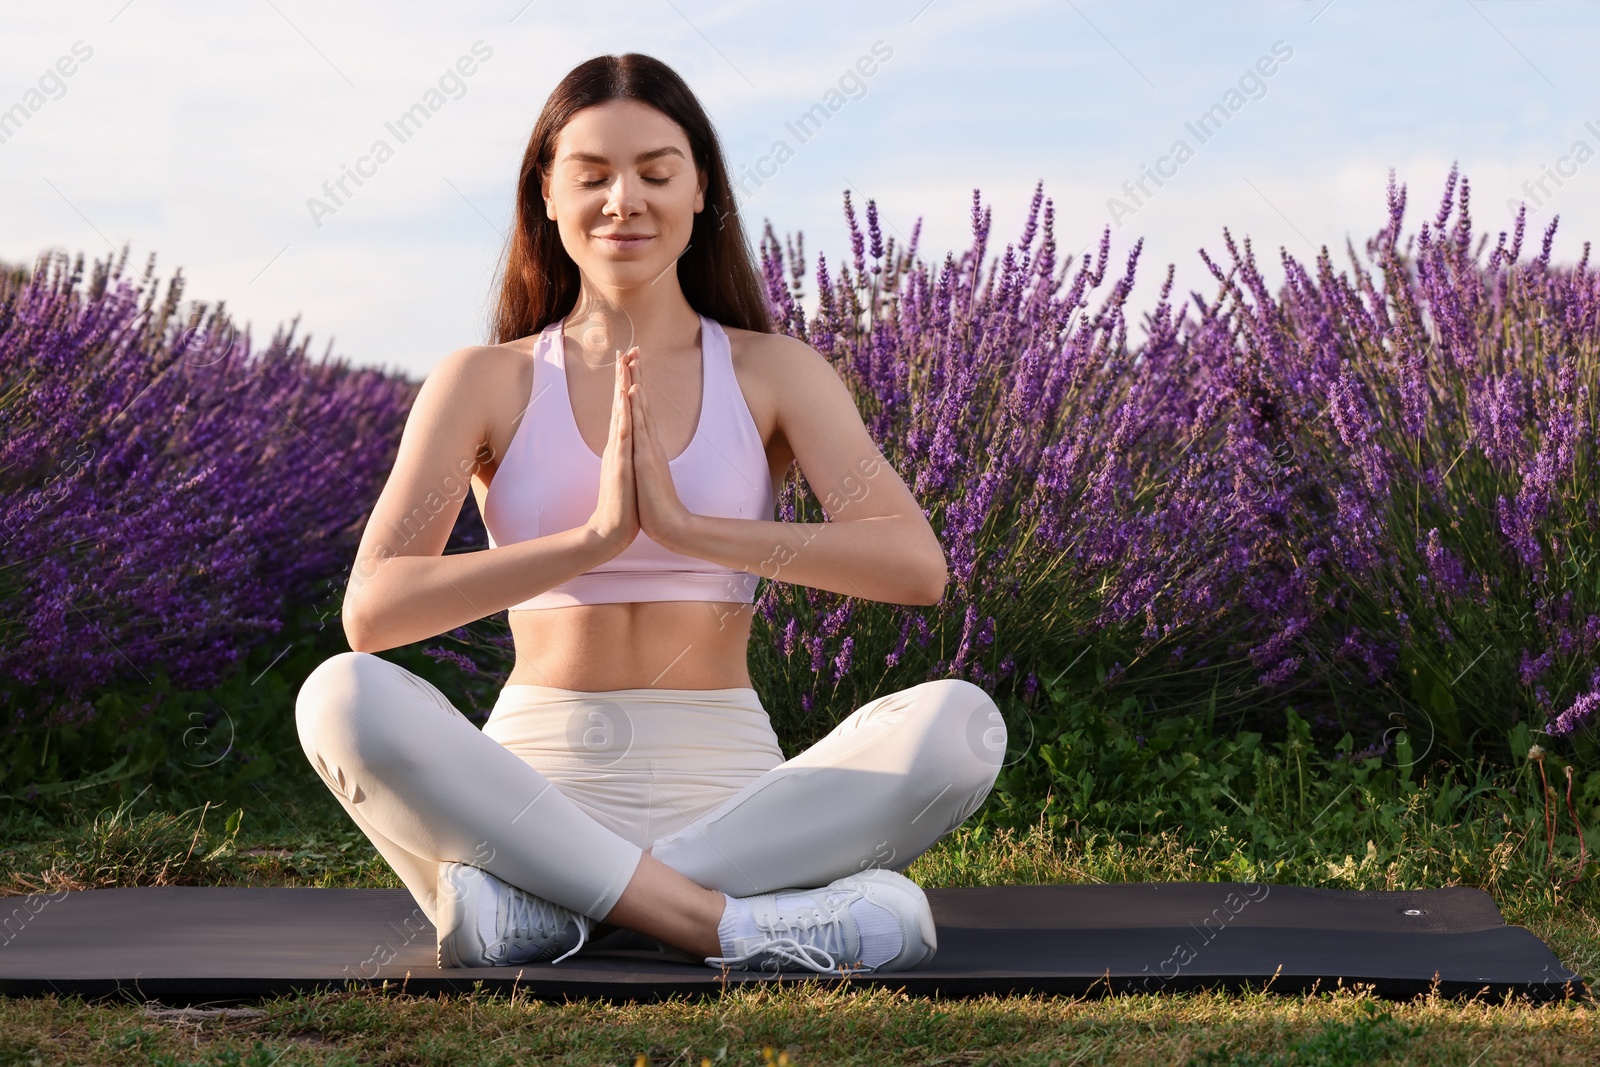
[626, 346, 694, 551]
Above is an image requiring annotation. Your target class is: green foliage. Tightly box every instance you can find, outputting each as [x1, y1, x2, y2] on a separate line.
[978, 671, 1598, 890]
[0, 598, 504, 827]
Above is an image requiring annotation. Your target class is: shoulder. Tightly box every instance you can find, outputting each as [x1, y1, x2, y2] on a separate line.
[721, 324, 835, 388]
[408, 344, 497, 422]
[411, 342, 500, 397]
[720, 323, 868, 454]
[407, 338, 537, 450]
[432, 337, 535, 384]
[424, 334, 548, 408]
[720, 325, 845, 445]
[721, 322, 818, 357]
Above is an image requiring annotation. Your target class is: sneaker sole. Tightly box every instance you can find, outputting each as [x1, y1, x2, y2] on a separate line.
[435, 862, 479, 969]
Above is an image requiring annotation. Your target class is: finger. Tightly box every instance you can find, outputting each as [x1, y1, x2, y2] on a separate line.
[633, 386, 653, 461]
[621, 364, 633, 439]
[610, 357, 623, 430]
[614, 371, 629, 449]
[611, 353, 627, 436]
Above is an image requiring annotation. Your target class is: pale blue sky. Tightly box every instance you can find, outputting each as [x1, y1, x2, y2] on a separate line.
[3, 1, 1597, 379]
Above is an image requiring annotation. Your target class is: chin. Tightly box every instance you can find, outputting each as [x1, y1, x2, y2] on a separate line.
[580, 261, 661, 286]
[601, 250, 675, 275]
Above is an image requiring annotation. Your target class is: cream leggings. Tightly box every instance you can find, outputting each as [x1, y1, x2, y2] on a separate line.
[294, 651, 1008, 927]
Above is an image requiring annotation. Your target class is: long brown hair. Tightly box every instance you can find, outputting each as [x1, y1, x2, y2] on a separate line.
[490, 54, 771, 344]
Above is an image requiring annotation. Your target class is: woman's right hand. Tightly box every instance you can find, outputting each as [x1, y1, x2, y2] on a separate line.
[585, 346, 641, 555]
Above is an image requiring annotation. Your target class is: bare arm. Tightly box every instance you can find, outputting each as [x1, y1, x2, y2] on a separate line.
[345, 526, 615, 654]
[341, 346, 613, 653]
[659, 335, 947, 606]
[663, 472, 946, 605]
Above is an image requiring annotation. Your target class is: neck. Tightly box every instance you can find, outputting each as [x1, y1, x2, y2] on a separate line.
[568, 273, 700, 362]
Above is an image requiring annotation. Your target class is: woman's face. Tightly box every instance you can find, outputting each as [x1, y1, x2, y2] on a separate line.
[541, 98, 706, 291]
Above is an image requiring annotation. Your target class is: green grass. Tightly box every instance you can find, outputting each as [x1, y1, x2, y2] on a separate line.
[3, 777, 1598, 1066]
[3, 982, 1598, 1066]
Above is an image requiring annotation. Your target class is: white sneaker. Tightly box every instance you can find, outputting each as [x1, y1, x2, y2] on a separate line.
[435, 861, 592, 968]
[706, 867, 938, 975]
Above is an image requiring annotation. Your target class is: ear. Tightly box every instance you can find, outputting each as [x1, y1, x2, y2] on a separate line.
[694, 168, 706, 214]
[538, 170, 554, 218]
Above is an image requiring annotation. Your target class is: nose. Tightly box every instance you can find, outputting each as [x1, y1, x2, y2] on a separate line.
[602, 173, 646, 220]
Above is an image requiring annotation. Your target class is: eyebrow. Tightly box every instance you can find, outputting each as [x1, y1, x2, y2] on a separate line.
[559, 146, 686, 166]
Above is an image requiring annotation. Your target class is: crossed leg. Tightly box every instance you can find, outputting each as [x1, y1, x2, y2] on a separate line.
[294, 652, 645, 927]
[294, 651, 1007, 959]
[645, 677, 1008, 894]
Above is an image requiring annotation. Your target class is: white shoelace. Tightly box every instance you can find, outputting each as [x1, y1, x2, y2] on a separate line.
[488, 886, 591, 965]
[710, 935, 841, 974]
[706, 890, 867, 975]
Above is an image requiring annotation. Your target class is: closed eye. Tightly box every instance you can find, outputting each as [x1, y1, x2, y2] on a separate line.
[580, 177, 670, 187]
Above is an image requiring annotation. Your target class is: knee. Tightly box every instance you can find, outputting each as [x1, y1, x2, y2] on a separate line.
[907, 677, 1007, 793]
[296, 651, 384, 727]
[294, 651, 402, 766]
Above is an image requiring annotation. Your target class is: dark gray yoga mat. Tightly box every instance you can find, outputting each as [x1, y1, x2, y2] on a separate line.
[0, 883, 1582, 1003]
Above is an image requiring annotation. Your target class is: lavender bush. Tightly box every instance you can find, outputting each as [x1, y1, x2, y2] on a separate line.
[750, 164, 1596, 759]
[0, 247, 419, 748]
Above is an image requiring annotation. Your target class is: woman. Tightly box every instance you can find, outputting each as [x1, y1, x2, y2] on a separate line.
[294, 52, 1006, 975]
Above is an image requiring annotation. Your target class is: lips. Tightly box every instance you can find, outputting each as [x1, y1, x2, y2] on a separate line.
[596, 234, 653, 247]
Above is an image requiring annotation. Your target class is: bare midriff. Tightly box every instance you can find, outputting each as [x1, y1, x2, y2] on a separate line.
[503, 599, 758, 691]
